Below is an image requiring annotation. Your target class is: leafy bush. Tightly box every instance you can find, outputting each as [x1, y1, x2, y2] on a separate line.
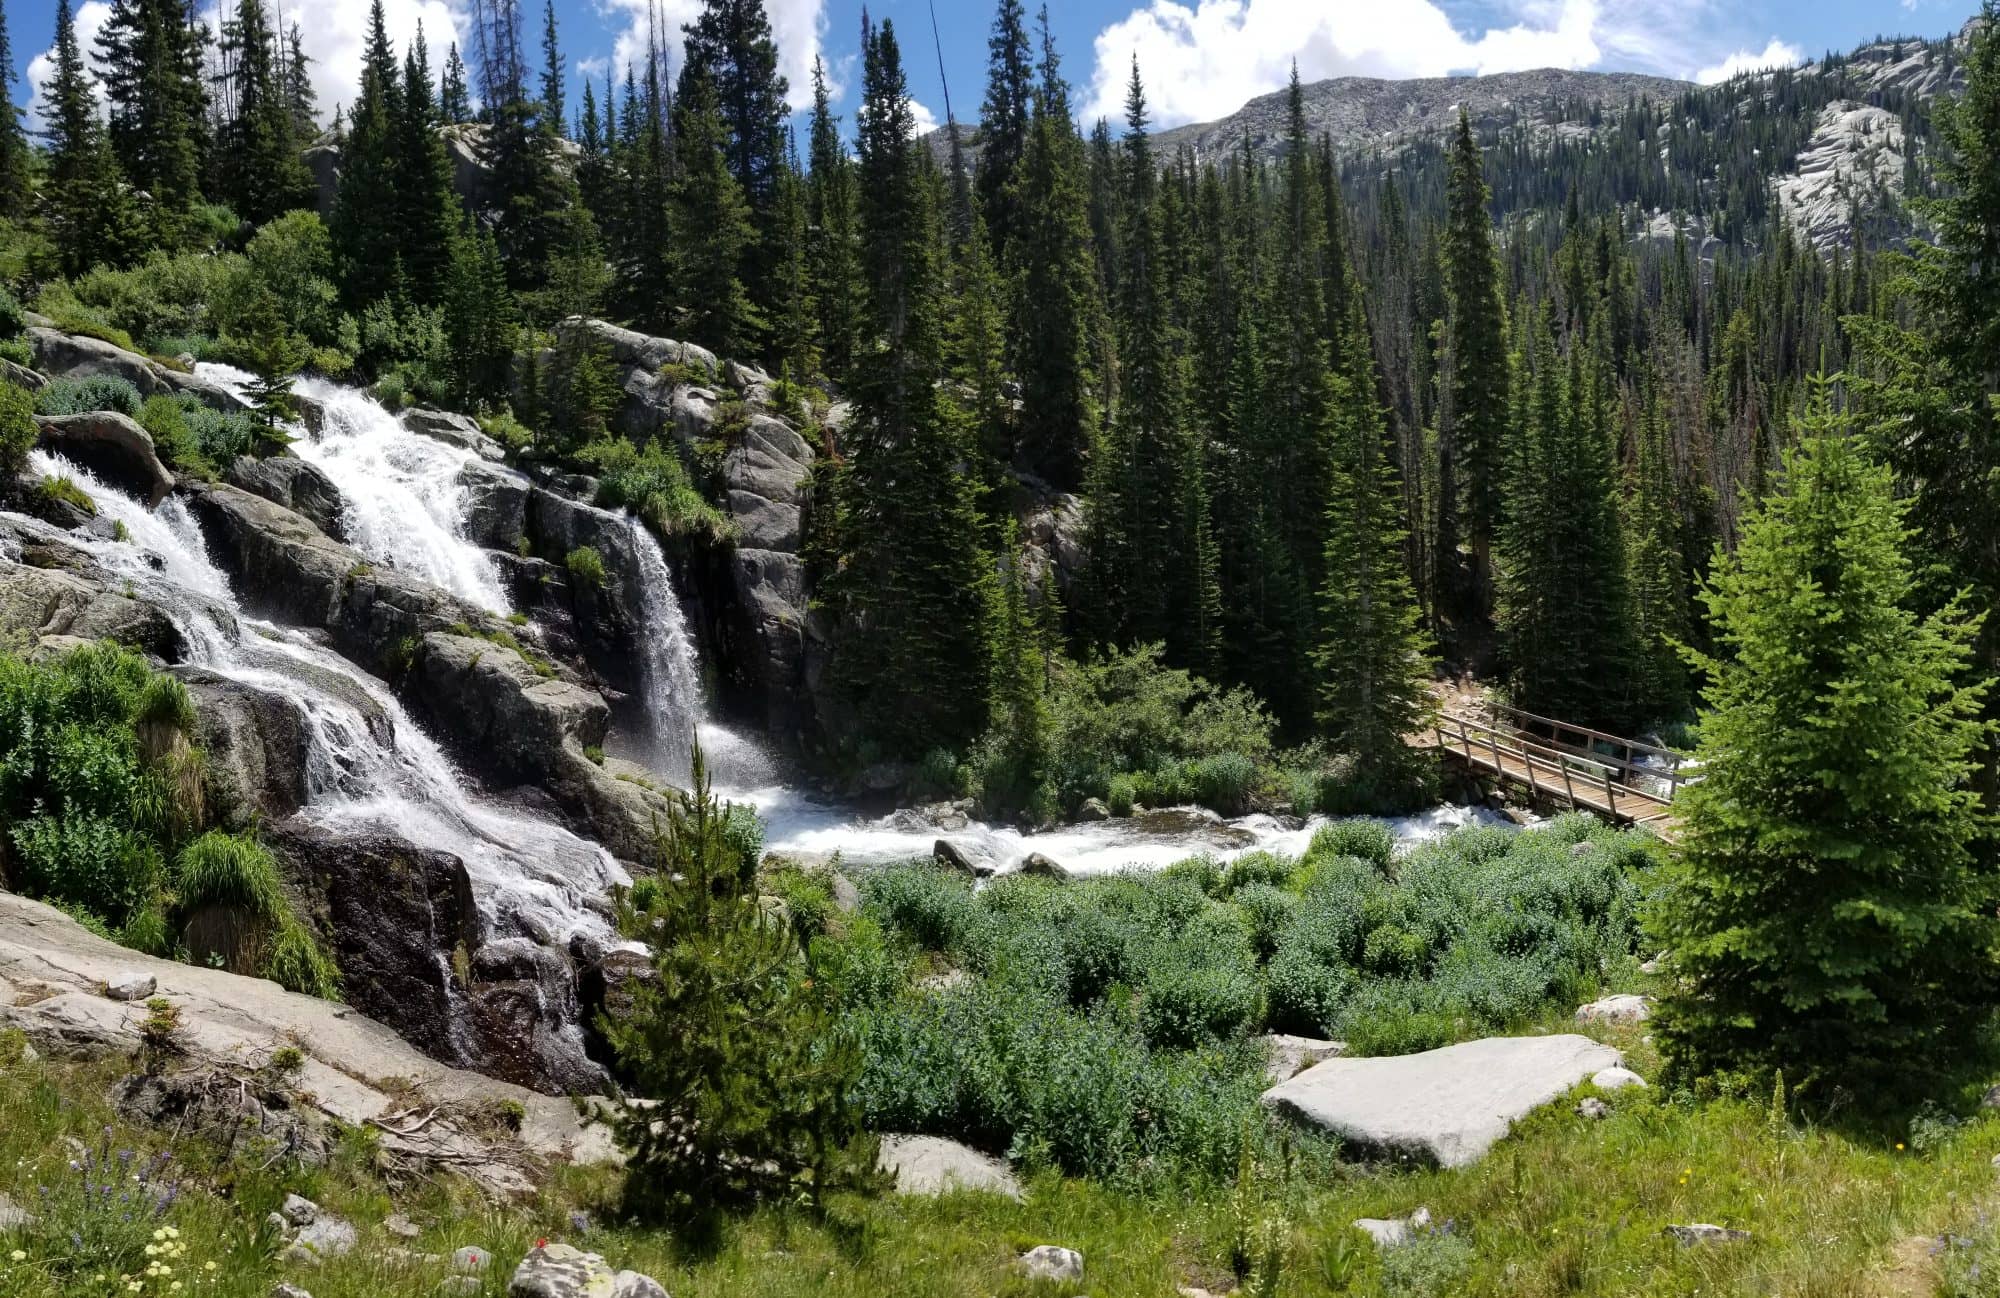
[1138, 955, 1262, 1049]
[0, 381, 34, 477]
[1307, 818, 1397, 869]
[34, 475, 97, 515]
[36, 375, 143, 419]
[565, 545, 608, 590]
[138, 393, 255, 474]
[16, 1130, 184, 1282]
[0, 284, 23, 338]
[579, 436, 734, 542]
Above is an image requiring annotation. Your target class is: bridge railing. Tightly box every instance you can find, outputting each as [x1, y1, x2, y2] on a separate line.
[1429, 712, 1692, 821]
[1479, 702, 1701, 800]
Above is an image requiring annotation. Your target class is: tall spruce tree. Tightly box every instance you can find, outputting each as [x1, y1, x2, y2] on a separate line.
[805, 59, 862, 386]
[219, 0, 310, 225]
[0, 0, 30, 218]
[42, 0, 138, 275]
[285, 24, 318, 141]
[835, 16, 993, 755]
[1625, 370, 1692, 721]
[392, 27, 463, 303]
[976, 0, 1034, 262]
[1441, 109, 1511, 617]
[1651, 395, 1997, 1099]
[680, 0, 788, 339]
[672, 68, 763, 358]
[539, 0, 564, 133]
[1316, 300, 1435, 779]
[331, 0, 402, 305]
[440, 44, 472, 124]
[96, 0, 205, 238]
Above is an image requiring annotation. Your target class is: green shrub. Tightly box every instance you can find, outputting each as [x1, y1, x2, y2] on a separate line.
[35, 475, 96, 515]
[0, 336, 29, 367]
[579, 436, 734, 542]
[1138, 956, 1261, 1049]
[1379, 1225, 1475, 1297]
[565, 544, 608, 590]
[38, 301, 137, 352]
[173, 830, 285, 919]
[1222, 851, 1292, 896]
[1308, 818, 1398, 869]
[0, 381, 34, 477]
[0, 284, 23, 338]
[263, 919, 343, 999]
[36, 375, 143, 418]
[1106, 772, 1137, 816]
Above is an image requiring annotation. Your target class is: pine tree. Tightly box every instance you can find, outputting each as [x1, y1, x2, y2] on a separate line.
[1651, 392, 1997, 1099]
[219, 0, 310, 225]
[95, 0, 205, 238]
[983, 523, 1053, 816]
[238, 287, 306, 432]
[42, 0, 139, 275]
[672, 67, 763, 358]
[331, 0, 401, 305]
[440, 44, 472, 125]
[285, 24, 318, 141]
[392, 28, 462, 303]
[976, 0, 1034, 262]
[1316, 300, 1435, 781]
[949, 212, 1010, 485]
[1625, 370, 1692, 720]
[442, 215, 518, 403]
[769, 138, 816, 387]
[0, 0, 30, 219]
[835, 16, 994, 756]
[1441, 109, 1511, 612]
[805, 59, 862, 386]
[539, 0, 564, 134]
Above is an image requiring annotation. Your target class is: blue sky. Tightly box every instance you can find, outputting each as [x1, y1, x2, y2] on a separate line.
[2, 0, 1976, 137]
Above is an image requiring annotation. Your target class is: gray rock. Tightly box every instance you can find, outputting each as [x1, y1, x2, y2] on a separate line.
[508, 1243, 616, 1298]
[1576, 1097, 1610, 1120]
[37, 412, 175, 506]
[1353, 1206, 1431, 1249]
[384, 1214, 423, 1239]
[1260, 1033, 1347, 1083]
[281, 1194, 319, 1226]
[1591, 1066, 1647, 1092]
[455, 460, 532, 552]
[453, 1245, 495, 1273]
[611, 1272, 669, 1298]
[878, 1134, 1022, 1199]
[271, 1285, 315, 1298]
[1076, 797, 1112, 821]
[0, 1190, 35, 1230]
[1016, 1246, 1084, 1283]
[0, 358, 48, 391]
[826, 872, 860, 914]
[934, 837, 999, 878]
[1261, 1034, 1623, 1168]
[414, 632, 608, 783]
[103, 971, 156, 1001]
[1574, 994, 1652, 1025]
[225, 455, 346, 541]
[403, 408, 507, 461]
[0, 556, 186, 661]
[1665, 1223, 1750, 1246]
[288, 1214, 357, 1261]
[179, 668, 311, 824]
[1982, 1084, 2000, 1111]
[1019, 853, 1071, 882]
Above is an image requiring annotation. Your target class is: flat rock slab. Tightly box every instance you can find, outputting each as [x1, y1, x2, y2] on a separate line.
[1262, 1034, 1622, 1168]
[878, 1134, 1022, 1199]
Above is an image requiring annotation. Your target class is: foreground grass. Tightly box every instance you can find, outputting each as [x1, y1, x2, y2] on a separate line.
[4, 1018, 2000, 1297]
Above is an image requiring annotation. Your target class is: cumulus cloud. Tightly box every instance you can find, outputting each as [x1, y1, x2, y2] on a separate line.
[909, 98, 941, 135]
[1694, 38, 1806, 84]
[26, 0, 469, 134]
[1081, 0, 1609, 127]
[25, 0, 114, 133]
[597, 0, 836, 111]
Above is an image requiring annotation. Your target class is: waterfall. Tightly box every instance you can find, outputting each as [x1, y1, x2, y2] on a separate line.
[23, 451, 628, 954]
[624, 516, 702, 782]
[201, 365, 513, 615]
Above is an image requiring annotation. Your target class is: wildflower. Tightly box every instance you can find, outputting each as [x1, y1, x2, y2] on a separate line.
[204, 1261, 217, 1272]
[8, 1249, 24, 1262]
[1896, 1142, 1906, 1151]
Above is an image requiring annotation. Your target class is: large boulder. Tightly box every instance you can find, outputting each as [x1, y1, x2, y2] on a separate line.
[721, 413, 809, 550]
[0, 553, 186, 660]
[225, 454, 346, 541]
[878, 1135, 1022, 1199]
[413, 632, 609, 783]
[28, 328, 245, 413]
[456, 459, 533, 552]
[177, 667, 312, 823]
[1262, 1034, 1623, 1168]
[403, 407, 507, 462]
[37, 411, 175, 506]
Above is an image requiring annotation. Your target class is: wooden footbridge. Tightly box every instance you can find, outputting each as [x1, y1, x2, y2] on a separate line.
[1417, 700, 1697, 839]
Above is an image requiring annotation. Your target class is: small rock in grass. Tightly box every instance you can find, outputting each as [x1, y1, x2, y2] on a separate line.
[16, 1041, 37, 1064]
[103, 971, 156, 1002]
[1354, 1206, 1432, 1250]
[1260, 1033, 1347, 1083]
[280, 1194, 319, 1227]
[0, 1192, 34, 1230]
[453, 1245, 493, 1273]
[1665, 1223, 1750, 1246]
[509, 1243, 616, 1298]
[271, 1286, 314, 1298]
[1017, 1245, 1084, 1283]
[1981, 1083, 2000, 1111]
[1591, 1066, 1647, 1091]
[1576, 1097, 1610, 1120]
[1575, 994, 1651, 1025]
[384, 1213, 422, 1240]
[287, 1216, 357, 1262]
[612, 1271, 669, 1298]
[1019, 852, 1071, 882]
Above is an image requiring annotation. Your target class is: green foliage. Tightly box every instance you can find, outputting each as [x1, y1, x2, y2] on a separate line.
[1650, 406, 1997, 1102]
[0, 285, 23, 338]
[34, 475, 97, 515]
[138, 393, 256, 474]
[565, 545, 607, 590]
[0, 381, 34, 478]
[578, 437, 733, 541]
[603, 747, 868, 1225]
[35, 375, 143, 418]
[1379, 1223, 1476, 1297]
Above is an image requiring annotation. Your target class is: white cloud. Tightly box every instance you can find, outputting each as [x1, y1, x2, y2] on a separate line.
[1081, 0, 1613, 127]
[910, 98, 941, 135]
[1694, 38, 1806, 84]
[597, 0, 836, 112]
[25, 0, 114, 133]
[27, 0, 470, 134]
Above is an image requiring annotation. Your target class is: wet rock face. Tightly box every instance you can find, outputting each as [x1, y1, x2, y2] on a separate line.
[0, 550, 187, 661]
[225, 454, 347, 542]
[37, 411, 175, 507]
[178, 667, 312, 824]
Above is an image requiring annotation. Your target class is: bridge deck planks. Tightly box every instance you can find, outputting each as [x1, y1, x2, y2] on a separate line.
[1416, 714, 1685, 842]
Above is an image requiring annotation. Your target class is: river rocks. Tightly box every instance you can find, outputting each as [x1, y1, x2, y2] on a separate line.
[37, 411, 175, 506]
[1016, 1246, 1084, 1283]
[0, 555, 186, 660]
[403, 408, 506, 461]
[225, 455, 346, 541]
[1020, 852, 1071, 882]
[1262, 1034, 1623, 1167]
[934, 837, 1000, 878]
[178, 667, 312, 823]
[456, 460, 532, 552]
[104, 971, 156, 1001]
[0, 891, 614, 1199]
[1575, 994, 1652, 1025]
[1077, 797, 1112, 821]
[1261, 1033, 1347, 1083]
[414, 632, 608, 781]
[878, 1134, 1023, 1199]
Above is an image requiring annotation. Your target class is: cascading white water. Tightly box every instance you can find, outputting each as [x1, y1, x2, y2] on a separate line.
[625, 517, 702, 781]
[22, 451, 628, 953]
[199, 365, 513, 615]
